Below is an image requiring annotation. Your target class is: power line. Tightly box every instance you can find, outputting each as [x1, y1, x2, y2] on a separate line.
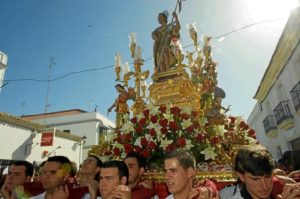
[3, 17, 287, 84]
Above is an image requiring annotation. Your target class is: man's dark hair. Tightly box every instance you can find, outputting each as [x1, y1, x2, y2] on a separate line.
[102, 160, 129, 184]
[165, 148, 196, 170]
[234, 145, 276, 176]
[125, 152, 146, 168]
[88, 155, 103, 168]
[12, 161, 34, 177]
[47, 156, 72, 174]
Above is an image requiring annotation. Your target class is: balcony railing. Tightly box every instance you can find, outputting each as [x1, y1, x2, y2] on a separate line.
[290, 81, 300, 112]
[263, 115, 277, 133]
[273, 100, 293, 125]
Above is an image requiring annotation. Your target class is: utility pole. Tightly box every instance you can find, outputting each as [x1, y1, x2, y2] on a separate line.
[43, 57, 55, 125]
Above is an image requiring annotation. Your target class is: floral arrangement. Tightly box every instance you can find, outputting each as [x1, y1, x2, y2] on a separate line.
[107, 103, 257, 167]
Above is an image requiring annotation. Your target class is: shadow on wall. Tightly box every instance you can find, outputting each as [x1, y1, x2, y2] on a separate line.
[12, 133, 34, 160]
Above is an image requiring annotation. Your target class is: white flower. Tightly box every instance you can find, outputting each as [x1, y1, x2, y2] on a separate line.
[185, 139, 193, 150]
[122, 113, 130, 121]
[201, 146, 218, 160]
[120, 122, 134, 134]
[145, 134, 155, 142]
[178, 130, 183, 137]
[163, 113, 174, 122]
[105, 132, 116, 143]
[121, 152, 127, 159]
[181, 119, 193, 129]
[244, 136, 257, 146]
[199, 117, 208, 126]
[112, 143, 124, 150]
[136, 114, 144, 121]
[160, 138, 173, 150]
[214, 125, 226, 136]
[147, 103, 160, 115]
[166, 103, 172, 114]
[147, 122, 159, 130]
[134, 137, 142, 148]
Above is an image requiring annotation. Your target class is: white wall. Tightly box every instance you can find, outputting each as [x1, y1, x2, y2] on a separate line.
[29, 111, 115, 161]
[0, 121, 33, 160]
[0, 121, 81, 166]
[248, 44, 300, 160]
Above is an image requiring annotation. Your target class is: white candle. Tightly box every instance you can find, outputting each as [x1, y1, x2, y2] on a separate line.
[134, 46, 142, 60]
[123, 62, 130, 74]
[115, 53, 122, 67]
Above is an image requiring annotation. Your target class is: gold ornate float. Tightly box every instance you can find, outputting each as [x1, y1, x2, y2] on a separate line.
[89, 4, 258, 183]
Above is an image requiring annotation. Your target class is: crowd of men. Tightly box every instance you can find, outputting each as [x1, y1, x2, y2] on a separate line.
[1, 145, 300, 199]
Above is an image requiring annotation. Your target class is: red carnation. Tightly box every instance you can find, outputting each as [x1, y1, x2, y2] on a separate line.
[119, 134, 129, 143]
[170, 107, 181, 115]
[185, 125, 194, 133]
[211, 136, 220, 145]
[196, 133, 206, 142]
[124, 143, 134, 153]
[161, 127, 168, 135]
[139, 118, 147, 126]
[141, 149, 150, 158]
[229, 116, 236, 124]
[169, 121, 178, 131]
[134, 146, 142, 153]
[193, 121, 200, 129]
[150, 115, 158, 123]
[239, 121, 247, 129]
[127, 133, 133, 140]
[176, 137, 186, 147]
[149, 128, 156, 137]
[159, 105, 167, 113]
[181, 113, 189, 120]
[135, 125, 143, 134]
[248, 129, 256, 138]
[192, 111, 198, 117]
[140, 137, 148, 146]
[148, 141, 157, 150]
[143, 109, 150, 118]
[159, 119, 168, 127]
[166, 144, 176, 152]
[131, 117, 137, 124]
[113, 148, 121, 156]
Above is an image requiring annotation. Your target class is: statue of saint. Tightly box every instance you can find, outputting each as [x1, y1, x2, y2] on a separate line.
[152, 11, 181, 73]
[108, 84, 135, 129]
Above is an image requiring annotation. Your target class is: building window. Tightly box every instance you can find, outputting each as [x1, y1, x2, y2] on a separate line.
[290, 81, 300, 112]
[263, 115, 277, 133]
[291, 137, 300, 151]
[273, 100, 293, 124]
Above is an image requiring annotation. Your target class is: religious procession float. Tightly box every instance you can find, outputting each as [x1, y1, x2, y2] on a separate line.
[89, 1, 257, 183]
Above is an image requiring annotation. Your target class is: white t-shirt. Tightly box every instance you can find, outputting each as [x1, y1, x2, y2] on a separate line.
[165, 194, 174, 199]
[219, 184, 242, 199]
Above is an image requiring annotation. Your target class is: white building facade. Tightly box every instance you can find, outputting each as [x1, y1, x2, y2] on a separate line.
[0, 51, 8, 93]
[22, 109, 115, 161]
[247, 7, 300, 160]
[0, 112, 82, 172]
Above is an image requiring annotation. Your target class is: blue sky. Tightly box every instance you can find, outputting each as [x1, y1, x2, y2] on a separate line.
[0, 0, 298, 122]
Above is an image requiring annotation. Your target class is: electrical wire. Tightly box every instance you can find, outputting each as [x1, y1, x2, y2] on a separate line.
[3, 17, 287, 84]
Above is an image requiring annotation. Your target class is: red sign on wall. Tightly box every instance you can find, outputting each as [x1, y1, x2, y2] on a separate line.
[40, 132, 54, 146]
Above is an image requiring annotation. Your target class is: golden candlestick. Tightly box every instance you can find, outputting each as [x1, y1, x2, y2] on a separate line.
[130, 58, 149, 116]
